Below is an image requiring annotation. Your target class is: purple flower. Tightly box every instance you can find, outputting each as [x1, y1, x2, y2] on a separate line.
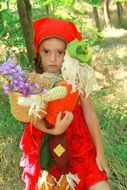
[0, 60, 17, 75]
[22, 89, 30, 96]
[2, 84, 11, 94]
[42, 89, 48, 94]
[34, 83, 40, 89]
[0, 59, 47, 96]
[15, 65, 24, 74]
[13, 79, 19, 84]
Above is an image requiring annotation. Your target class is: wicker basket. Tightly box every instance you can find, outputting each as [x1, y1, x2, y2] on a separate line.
[9, 92, 30, 122]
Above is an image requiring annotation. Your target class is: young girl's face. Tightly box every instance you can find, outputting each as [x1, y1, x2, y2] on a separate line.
[39, 38, 66, 74]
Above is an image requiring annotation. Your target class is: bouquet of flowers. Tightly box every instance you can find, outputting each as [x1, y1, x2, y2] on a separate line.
[0, 59, 67, 122]
[0, 59, 42, 96]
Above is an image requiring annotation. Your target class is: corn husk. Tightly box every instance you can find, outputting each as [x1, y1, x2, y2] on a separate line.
[61, 51, 96, 97]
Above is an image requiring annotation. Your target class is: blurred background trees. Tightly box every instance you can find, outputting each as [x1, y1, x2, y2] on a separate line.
[0, 0, 127, 65]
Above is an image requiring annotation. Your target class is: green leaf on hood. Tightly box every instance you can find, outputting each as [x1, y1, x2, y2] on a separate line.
[66, 39, 92, 64]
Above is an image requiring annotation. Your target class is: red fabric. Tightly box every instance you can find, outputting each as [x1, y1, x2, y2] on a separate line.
[46, 81, 79, 125]
[20, 105, 108, 190]
[33, 17, 82, 53]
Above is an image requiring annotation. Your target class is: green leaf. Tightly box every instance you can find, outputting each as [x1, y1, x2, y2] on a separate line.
[66, 39, 92, 64]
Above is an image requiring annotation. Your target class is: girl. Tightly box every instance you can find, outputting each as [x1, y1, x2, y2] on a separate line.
[20, 17, 111, 190]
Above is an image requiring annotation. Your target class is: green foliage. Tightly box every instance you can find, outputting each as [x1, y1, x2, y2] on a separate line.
[0, 0, 17, 9]
[0, 0, 7, 3]
[1, 9, 24, 47]
[85, 0, 102, 7]
[90, 0, 102, 6]
[113, 0, 127, 2]
[38, 0, 74, 7]
[0, 5, 28, 67]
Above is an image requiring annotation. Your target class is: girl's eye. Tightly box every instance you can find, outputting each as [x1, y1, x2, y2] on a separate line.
[57, 51, 65, 55]
[43, 49, 49, 54]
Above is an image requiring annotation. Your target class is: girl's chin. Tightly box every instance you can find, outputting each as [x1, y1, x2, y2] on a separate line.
[45, 67, 60, 74]
[44, 70, 60, 75]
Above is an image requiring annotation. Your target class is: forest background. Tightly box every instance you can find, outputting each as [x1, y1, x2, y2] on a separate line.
[0, 0, 127, 190]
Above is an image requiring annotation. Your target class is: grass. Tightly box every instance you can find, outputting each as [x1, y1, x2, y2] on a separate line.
[92, 88, 127, 190]
[0, 92, 24, 189]
[91, 34, 127, 189]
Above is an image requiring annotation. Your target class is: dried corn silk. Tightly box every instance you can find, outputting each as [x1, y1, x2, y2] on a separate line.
[38, 170, 55, 190]
[62, 51, 96, 97]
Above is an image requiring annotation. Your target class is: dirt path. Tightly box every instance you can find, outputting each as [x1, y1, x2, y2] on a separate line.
[92, 28, 127, 107]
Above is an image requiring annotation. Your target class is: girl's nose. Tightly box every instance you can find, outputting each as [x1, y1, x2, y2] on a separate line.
[50, 53, 56, 62]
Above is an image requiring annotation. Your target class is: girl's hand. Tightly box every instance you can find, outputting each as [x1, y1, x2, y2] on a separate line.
[53, 111, 74, 135]
[33, 111, 73, 135]
[96, 154, 109, 176]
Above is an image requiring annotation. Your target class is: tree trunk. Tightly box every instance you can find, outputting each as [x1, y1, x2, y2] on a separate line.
[0, 3, 4, 30]
[7, 1, 9, 9]
[24, 0, 34, 48]
[51, 2, 55, 12]
[103, 0, 112, 28]
[46, 5, 50, 14]
[116, 2, 123, 27]
[24, 0, 33, 29]
[17, 0, 35, 65]
[93, 7, 101, 31]
[124, 2, 127, 9]
[0, 3, 5, 38]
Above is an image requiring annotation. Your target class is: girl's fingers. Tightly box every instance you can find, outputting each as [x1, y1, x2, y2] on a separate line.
[96, 157, 109, 175]
[96, 160, 103, 171]
[64, 111, 73, 120]
[55, 111, 73, 131]
[62, 112, 73, 125]
[56, 111, 62, 121]
[103, 164, 109, 175]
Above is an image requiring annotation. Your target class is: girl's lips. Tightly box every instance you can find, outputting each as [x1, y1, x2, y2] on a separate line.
[48, 65, 58, 67]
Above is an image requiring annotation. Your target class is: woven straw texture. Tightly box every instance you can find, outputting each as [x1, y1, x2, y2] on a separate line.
[9, 92, 30, 122]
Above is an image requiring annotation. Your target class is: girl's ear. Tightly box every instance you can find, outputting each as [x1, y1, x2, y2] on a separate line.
[33, 54, 44, 74]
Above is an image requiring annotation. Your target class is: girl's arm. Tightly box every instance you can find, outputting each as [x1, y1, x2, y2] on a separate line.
[80, 94, 109, 174]
[33, 111, 73, 135]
